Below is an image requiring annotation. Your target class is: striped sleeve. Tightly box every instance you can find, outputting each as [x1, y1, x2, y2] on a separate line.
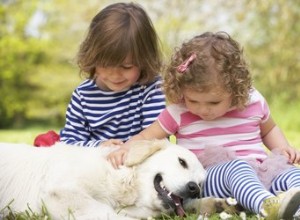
[158, 104, 183, 134]
[60, 87, 102, 147]
[141, 79, 166, 128]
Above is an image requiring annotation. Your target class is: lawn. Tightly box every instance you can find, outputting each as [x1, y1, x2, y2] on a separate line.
[0, 127, 60, 145]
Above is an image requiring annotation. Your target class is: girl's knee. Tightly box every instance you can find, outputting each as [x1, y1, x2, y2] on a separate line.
[229, 159, 252, 168]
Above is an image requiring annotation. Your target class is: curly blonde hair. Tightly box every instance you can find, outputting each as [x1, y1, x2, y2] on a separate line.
[163, 32, 252, 110]
[77, 2, 162, 84]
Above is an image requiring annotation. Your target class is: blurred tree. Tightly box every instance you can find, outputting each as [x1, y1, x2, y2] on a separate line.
[0, 0, 299, 128]
[0, 1, 48, 128]
[146, 0, 300, 103]
[239, 0, 300, 102]
[0, 0, 103, 128]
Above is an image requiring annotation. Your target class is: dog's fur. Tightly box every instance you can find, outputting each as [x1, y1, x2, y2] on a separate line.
[0, 140, 206, 220]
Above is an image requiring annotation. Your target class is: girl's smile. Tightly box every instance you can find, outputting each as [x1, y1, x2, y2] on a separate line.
[95, 55, 141, 92]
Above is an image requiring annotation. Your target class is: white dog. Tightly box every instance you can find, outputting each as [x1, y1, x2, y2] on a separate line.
[0, 140, 206, 220]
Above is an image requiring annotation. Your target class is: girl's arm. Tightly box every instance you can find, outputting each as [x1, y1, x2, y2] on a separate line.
[106, 120, 169, 168]
[60, 90, 103, 147]
[128, 120, 170, 142]
[61, 88, 124, 148]
[261, 116, 300, 164]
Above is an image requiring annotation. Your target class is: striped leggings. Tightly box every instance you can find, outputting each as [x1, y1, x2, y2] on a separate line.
[203, 159, 300, 213]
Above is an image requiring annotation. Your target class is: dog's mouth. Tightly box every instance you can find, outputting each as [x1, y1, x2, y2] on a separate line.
[154, 174, 185, 217]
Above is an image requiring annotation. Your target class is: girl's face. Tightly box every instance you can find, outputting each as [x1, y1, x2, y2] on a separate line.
[95, 55, 140, 92]
[183, 87, 233, 121]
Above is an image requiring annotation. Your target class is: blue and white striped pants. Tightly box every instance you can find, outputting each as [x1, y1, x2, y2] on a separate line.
[203, 159, 300, 213]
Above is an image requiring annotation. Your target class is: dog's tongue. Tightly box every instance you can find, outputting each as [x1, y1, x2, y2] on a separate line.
[172, 195, 185, 217]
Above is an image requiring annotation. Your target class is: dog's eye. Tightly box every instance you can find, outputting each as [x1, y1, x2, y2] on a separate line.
[178, 158, 188, 169]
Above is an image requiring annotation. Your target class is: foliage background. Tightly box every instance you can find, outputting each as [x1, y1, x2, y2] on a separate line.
[0, 0, 299, 145]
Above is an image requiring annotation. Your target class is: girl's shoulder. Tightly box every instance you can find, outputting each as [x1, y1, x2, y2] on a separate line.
[133, 76, 163, 93]
[143, 76, 162, 88]
[76, 79, 97, 91]
[166, 103, 188, 114]
[249, 87, 266, 104]
[72, 79, 108, 99]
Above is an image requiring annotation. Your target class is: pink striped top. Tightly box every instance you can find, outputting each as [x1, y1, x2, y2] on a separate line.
[158, 88, 270, 161]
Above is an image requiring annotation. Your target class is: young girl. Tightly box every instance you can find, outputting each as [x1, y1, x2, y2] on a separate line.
[108, 32, 300, 219]
[58, 2, 165, 147]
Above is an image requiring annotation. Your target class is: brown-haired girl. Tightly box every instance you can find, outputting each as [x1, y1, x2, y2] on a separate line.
[59, 2, 165, 147]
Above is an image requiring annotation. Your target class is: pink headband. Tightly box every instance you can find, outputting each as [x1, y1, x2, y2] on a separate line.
[176, 53, 197, 73]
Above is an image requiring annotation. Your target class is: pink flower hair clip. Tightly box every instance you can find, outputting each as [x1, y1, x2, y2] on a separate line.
[176, 52, 197, 73]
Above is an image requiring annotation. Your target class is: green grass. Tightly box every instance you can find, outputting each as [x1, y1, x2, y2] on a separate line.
[0, 127, 60, 145]
[1, 203, 51, 220]
[0, 205, 253, 220]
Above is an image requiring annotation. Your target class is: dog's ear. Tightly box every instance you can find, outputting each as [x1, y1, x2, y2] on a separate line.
[125, 140, 166, 167]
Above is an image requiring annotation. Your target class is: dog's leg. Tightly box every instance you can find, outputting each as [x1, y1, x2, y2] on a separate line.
[43, 187, 138, 220]
[184, 197, 242, 216]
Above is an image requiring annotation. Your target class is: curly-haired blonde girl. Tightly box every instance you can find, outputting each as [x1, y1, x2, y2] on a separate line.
[109, 31, 300, 219]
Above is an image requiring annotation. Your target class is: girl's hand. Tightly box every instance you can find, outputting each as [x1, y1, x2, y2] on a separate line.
[106, 145, 130, 169]
[101, 139, 124, 147]
[281, 146, 300, 164]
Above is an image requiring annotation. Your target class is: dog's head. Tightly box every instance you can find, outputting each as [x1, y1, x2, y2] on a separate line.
[124, 139, 206, 217]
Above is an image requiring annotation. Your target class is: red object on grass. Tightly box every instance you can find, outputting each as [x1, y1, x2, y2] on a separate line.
[34, 130, 60, 147]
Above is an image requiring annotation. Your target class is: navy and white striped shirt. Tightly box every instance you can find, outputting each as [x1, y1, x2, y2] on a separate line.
[60, 78, 165, 147]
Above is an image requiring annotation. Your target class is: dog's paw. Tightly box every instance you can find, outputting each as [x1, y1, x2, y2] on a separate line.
[184, 197, 243, 216]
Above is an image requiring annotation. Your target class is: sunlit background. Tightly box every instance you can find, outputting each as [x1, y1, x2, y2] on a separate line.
[0, 0, 299, 146]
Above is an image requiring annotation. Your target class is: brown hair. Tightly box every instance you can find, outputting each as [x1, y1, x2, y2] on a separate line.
[163, 31, 252, 110]
[77, 2, 162, 84]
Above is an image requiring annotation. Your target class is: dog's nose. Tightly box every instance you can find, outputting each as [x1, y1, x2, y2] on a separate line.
[186, 181, 200, 198]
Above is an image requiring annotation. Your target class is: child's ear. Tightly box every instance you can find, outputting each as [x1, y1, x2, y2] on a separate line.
[124, 140, 165, 167]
